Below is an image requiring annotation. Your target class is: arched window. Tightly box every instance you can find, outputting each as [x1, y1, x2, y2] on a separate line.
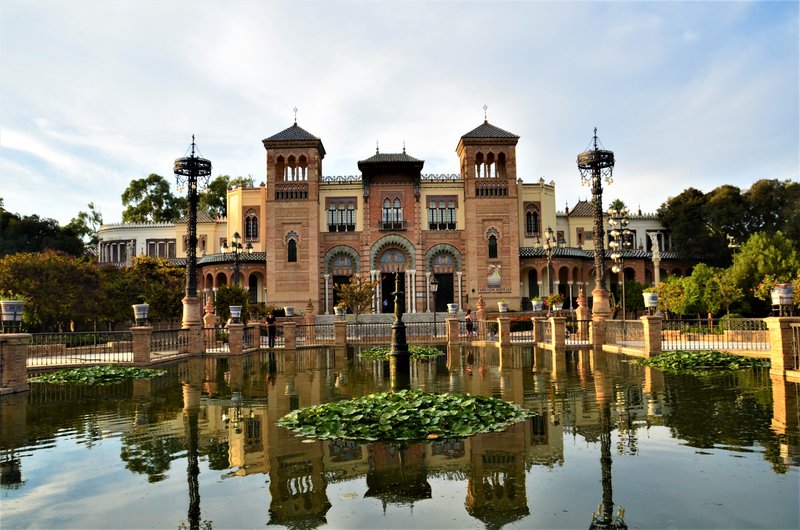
[393, 198, 402, 223]
[525, 208, 539, 236]
[382, 198, 392, 223]
[288, 239, 297, 262]
[488, 235, 498, 259]
[245, 209, 259, 241]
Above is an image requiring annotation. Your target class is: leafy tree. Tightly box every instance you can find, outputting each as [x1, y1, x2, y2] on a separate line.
[704, 268, 744, 316]
[199, 175, 255, 219]
[126, 256, 185, 321]
[743, 179, 800, 246]
[121, 174, 186, 223]
[657, 276, 691, 318]
[608, 198, 627, 212]
[622, 280, 644, 317]
[728, 231, 800, 315]
[0, 211, 84, 258]
[214, 284, 249, 323]
[705, 184, 748, 247]
[657, 188, 727, 264]
[334, 273, 378, 321]
[65, 202, 103, 255]
[0, 251, 101, 331]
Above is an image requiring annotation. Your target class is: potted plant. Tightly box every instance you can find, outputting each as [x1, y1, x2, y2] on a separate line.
[546, 293, 564, 311]
[131, 301, 150, 325]
[283, 306, 295, 317]
[447, 303, 459, 314]
[531, 296, 544, 311]
[497, 299, 509, 313]
[642, 286, 658, 309]
[334, 302, 347, 317]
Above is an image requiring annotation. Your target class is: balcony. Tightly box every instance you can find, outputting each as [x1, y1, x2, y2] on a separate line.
[379, 220, 407, 231]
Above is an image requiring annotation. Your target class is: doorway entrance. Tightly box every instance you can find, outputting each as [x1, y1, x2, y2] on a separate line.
[432, 273, 454, 312]
[380, 272, 405, 313]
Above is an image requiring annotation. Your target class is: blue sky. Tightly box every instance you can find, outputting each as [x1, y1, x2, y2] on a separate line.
[1, 0, 797, 225]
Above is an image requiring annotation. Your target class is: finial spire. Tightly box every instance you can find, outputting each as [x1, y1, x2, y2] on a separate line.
[191, 134, 196, 156]
[402, 140, 406, 154]
[293, 106, 298, 124]
[593, 127, 598, 149]
[483, 104, 488, 122]
[376, 140, 379, 154]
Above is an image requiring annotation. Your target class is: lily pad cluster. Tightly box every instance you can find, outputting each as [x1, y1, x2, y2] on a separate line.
[360, 345, 443, 361]
[277, 389, 533, 442]
[639, 350, 769, 373]
[29, 365, 166, 385]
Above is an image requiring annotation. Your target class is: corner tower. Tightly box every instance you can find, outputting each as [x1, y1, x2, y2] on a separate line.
[456, 118, 522, 310]
[262, 122, 326, 309]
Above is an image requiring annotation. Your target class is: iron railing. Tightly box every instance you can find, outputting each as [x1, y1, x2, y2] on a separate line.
[27, 331, 133, 368]
[661, 318, 769, 351]
[243, 325, 258, 351]
[296, 323, 335, 347]
[567, 320, 592, 344]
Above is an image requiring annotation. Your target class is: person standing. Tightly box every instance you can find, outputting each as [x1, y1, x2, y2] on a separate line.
[465, 308, 474, 339]
[266, 311, 277, 348]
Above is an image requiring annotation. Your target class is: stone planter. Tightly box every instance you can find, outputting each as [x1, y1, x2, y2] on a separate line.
[531, 300, 544, 311]
[771, 284, 794, 306]
[284, 306, 294, 317]
[643, 292, 658, 309]
[0, 300, 25, 324]
[334, 307, 346, 318]
[131, 303, 149, 324]
[552, 303, 563, 311]
[447, 303, 459, 314]
[497, 302, 509, 313]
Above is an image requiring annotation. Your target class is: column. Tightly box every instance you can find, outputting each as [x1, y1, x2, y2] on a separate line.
[568, 282, 574, 309]
[456, 272, 463, 309]
[411, 270, 417, 313]
[323, 274, 331, 314]
[425, 272, 432, 312]
[405, 270, 411, 313]
[0, 333, 31, 393]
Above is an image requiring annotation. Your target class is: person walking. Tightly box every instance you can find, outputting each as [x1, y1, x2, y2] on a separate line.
[266, 311, 277, 348]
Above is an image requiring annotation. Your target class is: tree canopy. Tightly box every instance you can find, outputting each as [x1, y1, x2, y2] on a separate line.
[0, 210, 85, 258]
[658, 179, 800, 265]
[121, 174, 186, 223]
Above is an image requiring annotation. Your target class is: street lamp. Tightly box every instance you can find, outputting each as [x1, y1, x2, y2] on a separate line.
[577, 128, 616, 319]
[221, 231, 253, 286]
[608, 208, 632, 320]
[535, 226, 565, 302]
[174, 136, 212, 329]
[430, 276, 439, 337]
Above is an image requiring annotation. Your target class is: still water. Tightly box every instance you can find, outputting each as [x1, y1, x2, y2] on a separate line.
[1, 347, 798, 529]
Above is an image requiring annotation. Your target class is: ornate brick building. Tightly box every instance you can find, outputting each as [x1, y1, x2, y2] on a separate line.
[99, 117, 689, 314]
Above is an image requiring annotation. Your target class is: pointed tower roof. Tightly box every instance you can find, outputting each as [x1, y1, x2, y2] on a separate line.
[461, 120, 519, 139]
[262, 123, 326, 156]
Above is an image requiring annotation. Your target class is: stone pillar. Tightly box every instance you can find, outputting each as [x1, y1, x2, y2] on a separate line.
[323, 274, 331, 314]
[532, 317, 545, 344]
[228, 323, 244, 355]
[456, 271, 463, 310]
[550, 317, 566, 350]
[498, 316, 512, 347]
[334, 320, 347, 346]
[131, 326, 152, 366]
[590, 319, 606, 350]
[0, 333, 30, 394]
[283, 321, 297, 350]
[766, 317, 800, 377]
[641, 315, 663, 358]
[446, 318, 459, 345]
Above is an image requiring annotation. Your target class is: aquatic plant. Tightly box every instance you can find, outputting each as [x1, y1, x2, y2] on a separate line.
[277, 389, 532, 442]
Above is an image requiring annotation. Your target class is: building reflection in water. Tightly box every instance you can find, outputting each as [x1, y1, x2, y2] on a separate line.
[5, 345, 798, 529]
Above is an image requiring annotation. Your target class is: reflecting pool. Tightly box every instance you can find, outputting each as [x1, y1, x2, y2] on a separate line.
[1, 347, 798, 529]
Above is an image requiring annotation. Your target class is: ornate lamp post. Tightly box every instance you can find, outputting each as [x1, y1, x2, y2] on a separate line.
[608, 208, 632, 320]
[174, 136, 212, 329]
[430, 276, 439, 337]
[578, 128, 616, 319]
[535, 226, 565, 299]
[222, 231, 253, 286]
